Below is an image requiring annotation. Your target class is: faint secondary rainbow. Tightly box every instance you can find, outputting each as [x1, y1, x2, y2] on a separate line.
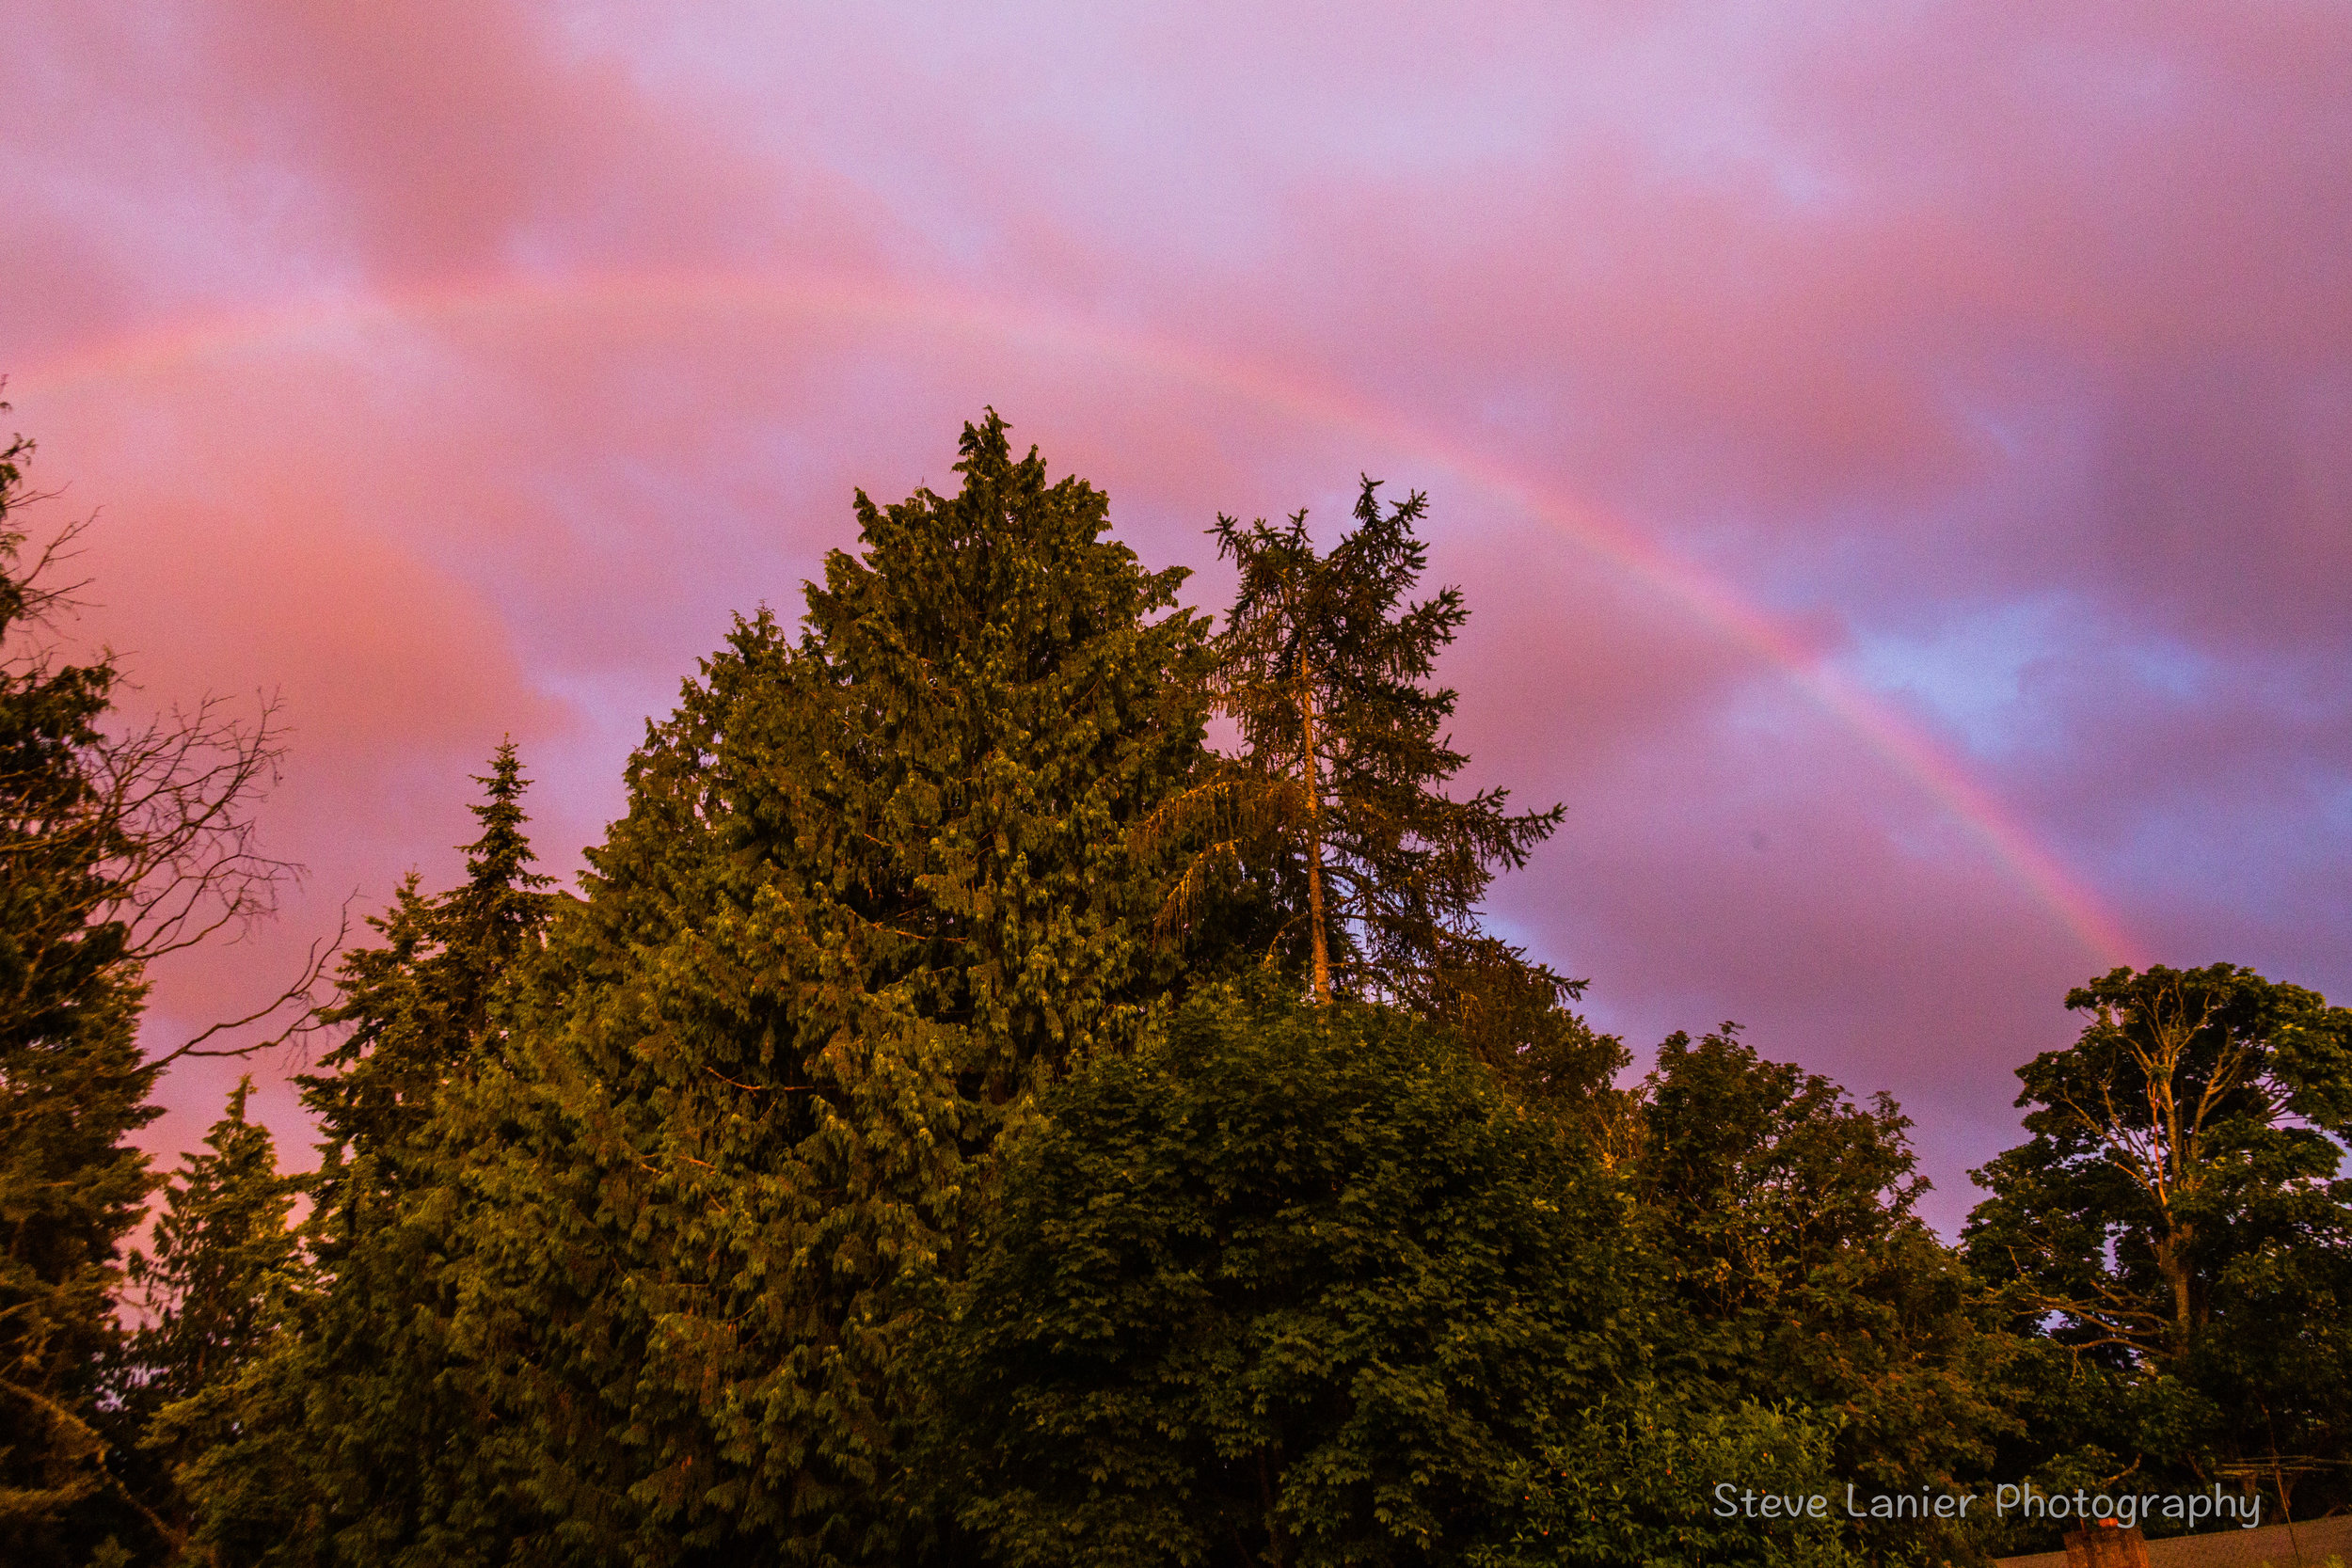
[11, 270, 2144, 966]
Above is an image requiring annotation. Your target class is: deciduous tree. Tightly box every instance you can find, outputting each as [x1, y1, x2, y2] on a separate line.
[1638, 1027, 2014, 1564]
[930, 981, 1632, 1568]
[1965, 963, 2352, 1518]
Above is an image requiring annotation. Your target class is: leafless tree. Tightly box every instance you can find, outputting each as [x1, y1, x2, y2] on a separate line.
[2, 491, 342, 1079]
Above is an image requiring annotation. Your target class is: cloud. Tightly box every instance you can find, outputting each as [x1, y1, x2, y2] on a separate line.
[3, 1, 2345, 1224]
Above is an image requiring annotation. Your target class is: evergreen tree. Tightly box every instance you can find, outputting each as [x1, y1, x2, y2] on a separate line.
[183, 744, 556, 1567]
[453, 414, 1213, 1564]
[1185, 481, 1561, 1007]
[116, 1079, 306, 1538]
[0, 412, 315, 1562]
[304, 740, 552, 1224]
[0, 426, 170, 1563]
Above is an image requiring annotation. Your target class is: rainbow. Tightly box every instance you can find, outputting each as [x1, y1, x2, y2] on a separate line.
[8, 269, 2143, 967]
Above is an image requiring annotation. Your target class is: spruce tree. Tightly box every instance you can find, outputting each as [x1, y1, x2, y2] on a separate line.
[304, 740, 552, 1221]
[184, 745, 555, 1567]
[1195, 481, 1562, 1007]
[116, 1079, 306, 1540]
[454, 414, 1213, 1565]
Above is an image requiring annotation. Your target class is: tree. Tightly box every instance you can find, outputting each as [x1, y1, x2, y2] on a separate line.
[178, 745, 556, 1568]
[1176, 480, 1560, 1007]
[304, 741, 552, 1194]
[0, 417, 319, 1565]
[113, 1078, 307, 1544]
[929, 981, 1632, 1568]
[450, 413, 1215, 1564]
[1635, 1027, 2015, 1564]
[1965, 963, 2352, 1517]
[1477, 1394, 1860, 1568]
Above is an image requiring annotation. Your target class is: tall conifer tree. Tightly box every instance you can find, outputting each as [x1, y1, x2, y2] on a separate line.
[0, 429, 169, 1562]
[184, 745, 555, 1568]
[304, 740, 552, 1219]
[455, 414, 1212, 1565]
[1171, 481, 1563, 1026]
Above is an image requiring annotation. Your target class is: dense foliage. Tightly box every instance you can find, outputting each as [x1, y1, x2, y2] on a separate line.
[9, 409, 2348, 1566]
[930, 983, 1630, 1566]
[112, 1079, 308, 1551]
[1635, 1029, 2013, 1563]
[440, 414, 1215, 1566]
[1966, 964, 2352, 1526]
[2, 412, 311, 1565]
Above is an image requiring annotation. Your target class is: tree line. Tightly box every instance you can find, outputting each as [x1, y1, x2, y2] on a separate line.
[4, 411, 2347, 1567]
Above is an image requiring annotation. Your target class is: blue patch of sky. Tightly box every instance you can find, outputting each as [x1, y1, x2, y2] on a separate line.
[1835, 593, 2246, 771]
[1833, 592, 2092, 760]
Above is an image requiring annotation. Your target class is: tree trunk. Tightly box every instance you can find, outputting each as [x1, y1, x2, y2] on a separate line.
[1298, 653, 1330, 1006]
[1258, 1449, 1290, 1567]
[2156, 1223, 2196, 1360]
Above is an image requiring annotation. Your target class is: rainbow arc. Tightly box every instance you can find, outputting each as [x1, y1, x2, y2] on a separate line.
[11, 269, 2143, 967]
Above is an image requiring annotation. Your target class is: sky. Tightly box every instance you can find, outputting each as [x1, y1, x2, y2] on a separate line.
[5, 1, 2348, 1233]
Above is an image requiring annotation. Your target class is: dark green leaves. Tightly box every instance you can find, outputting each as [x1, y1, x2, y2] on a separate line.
[932, 983, 1629, 1568]
[1963, 964, 2352, 1520]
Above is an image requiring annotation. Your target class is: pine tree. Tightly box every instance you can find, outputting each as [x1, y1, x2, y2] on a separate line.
[1194, 480, 1562, 1007]
[183, 745, 555, 1567]
[453, 414, 1214, 1565]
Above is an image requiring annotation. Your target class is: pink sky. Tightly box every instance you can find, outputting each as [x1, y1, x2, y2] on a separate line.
[6, 1, 2347, 1231]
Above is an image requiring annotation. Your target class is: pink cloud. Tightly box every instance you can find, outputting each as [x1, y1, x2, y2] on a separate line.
[3, 1, 2345, 1225]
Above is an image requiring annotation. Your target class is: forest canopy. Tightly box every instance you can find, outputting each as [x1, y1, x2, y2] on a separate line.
[4, 411, 2347, 1567]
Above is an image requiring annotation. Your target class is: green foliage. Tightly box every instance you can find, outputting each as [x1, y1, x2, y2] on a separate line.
[1192, 481, 1560, 1007]
[1965, 963, 2352, 1519]
[1475, 1393, 1859, 1568]
[0, 427, 168, 1564]
[2, 412, 314, 1564]
[306, 740, 553, 1195]
[114, 1078, 307, 1538]
[451, 413, 1214, 1565]
[181, 745, 556, 1567]
[64, 399, 2350, 1567]
[1636, 1027, 2013, 1564]
[930, 982, 1631, 1567]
